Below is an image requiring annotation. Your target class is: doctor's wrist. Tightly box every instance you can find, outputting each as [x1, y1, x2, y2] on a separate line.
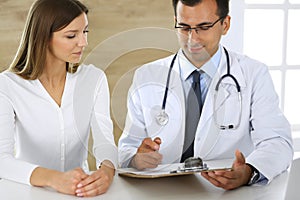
[129, 154, 144, 170]
[245, 163, 259, 185]
[129, 155, 137, 169]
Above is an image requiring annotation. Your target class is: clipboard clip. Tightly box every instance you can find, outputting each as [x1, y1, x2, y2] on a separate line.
[170, 157, 209, 173]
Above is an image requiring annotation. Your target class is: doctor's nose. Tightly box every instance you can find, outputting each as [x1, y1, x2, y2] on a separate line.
[188, 29, 200, 43]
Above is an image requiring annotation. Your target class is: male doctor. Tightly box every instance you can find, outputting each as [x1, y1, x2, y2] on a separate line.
[118, 0, 293, 190]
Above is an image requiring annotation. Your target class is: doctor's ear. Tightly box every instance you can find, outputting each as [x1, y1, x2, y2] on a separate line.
[221, 15, 231, 35]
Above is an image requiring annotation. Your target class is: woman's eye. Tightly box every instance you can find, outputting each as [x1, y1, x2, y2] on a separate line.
[67, 35, 76, 39]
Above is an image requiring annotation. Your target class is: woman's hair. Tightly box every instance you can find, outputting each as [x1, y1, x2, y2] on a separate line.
[9, 0, 88, 80]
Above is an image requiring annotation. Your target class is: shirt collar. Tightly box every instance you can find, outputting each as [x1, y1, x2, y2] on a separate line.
[179, 45, 222, 81]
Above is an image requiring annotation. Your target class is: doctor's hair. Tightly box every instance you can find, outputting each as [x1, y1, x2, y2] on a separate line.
[8, 0, 88, 80]
[172, 0, 229, 19]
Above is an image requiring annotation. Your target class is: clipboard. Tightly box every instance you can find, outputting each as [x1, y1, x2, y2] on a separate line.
[118, 163, 232, 179]
[118, 170, 198, 178]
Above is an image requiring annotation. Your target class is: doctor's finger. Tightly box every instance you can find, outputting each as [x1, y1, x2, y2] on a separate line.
[138, 154, 162, 166]
[214, 169, 237, 179]
[138, 151, 162, 163]
[148, 151, 163, 163]
[201, 172, 236, 190]
[143, 138, 160, 150]
[201, 172, 223, 187]
[233, 150, 245, 167]
[153, 137, 162, 145]
[137, 145, 156, 153]
[204, 171, 241, 189]
[142, 160, 160, 169]
[135, 155, 160, 169]
[139, 138, 160, 151]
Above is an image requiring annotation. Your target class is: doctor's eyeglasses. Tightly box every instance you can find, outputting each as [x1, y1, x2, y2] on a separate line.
[175, 16, 225, 34]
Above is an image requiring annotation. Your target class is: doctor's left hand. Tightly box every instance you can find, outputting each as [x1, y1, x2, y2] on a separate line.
[201, 150, 252, 190]
[75, 160, 115, 197]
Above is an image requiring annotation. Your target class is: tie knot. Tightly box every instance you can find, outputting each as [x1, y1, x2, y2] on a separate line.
[191, 70, 201, 83]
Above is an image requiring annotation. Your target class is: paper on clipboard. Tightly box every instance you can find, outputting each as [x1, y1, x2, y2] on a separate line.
[118, 163, 183, 178]
[118, 160, 232, 178]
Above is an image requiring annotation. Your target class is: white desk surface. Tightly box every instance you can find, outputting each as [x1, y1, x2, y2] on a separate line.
[0, 160, 289, 200]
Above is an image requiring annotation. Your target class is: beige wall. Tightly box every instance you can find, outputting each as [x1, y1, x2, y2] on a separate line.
[0, 0, 176, 70]
[0, 1, 179, 146]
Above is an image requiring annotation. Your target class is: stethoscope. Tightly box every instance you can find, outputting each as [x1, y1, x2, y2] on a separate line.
[156, 47, 242, 130]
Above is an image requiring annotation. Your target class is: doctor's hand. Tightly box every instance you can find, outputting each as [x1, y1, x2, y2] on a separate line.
[75, 160, 115, 197]
[201, 150, 253, 190]
[130, 137, 163, 170]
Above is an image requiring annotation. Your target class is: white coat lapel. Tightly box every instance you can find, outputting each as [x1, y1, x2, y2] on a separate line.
[197, 51, 230, 129]
[195, 49, 247, 157]
[153, 55, 186, 161]
[194, 66, 230, 157]
[168, 55, 186, 155]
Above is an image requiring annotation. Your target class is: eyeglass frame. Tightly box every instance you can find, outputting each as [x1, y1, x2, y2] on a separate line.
[174, 16, 226, 34]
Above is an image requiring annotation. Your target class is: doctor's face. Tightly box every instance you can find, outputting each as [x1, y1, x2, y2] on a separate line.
[175, 0, 230, 68]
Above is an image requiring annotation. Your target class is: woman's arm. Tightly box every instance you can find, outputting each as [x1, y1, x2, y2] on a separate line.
[74, 69, 117, 197]
[30, 167, 88, 195]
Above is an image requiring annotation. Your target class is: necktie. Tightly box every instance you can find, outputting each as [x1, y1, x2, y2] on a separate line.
[181, 70, 202, 162]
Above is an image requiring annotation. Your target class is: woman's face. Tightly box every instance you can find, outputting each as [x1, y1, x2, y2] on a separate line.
[47, 13, 89, 66]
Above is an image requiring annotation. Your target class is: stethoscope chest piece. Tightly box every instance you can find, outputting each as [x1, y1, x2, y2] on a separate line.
[156, 110, 169, 126]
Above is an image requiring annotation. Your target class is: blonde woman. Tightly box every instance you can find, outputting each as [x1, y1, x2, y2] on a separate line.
[0, 0, 117, 197]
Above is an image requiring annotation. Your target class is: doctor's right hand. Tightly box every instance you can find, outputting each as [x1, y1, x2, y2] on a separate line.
[130, 137, 163, 170]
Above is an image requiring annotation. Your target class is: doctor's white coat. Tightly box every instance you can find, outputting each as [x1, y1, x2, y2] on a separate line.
[118, 48, 293, 183]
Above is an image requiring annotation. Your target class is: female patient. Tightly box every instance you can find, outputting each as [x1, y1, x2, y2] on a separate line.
[0, 0, 117, 197]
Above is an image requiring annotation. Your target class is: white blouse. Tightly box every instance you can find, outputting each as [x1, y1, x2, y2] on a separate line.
[0, 64, 117, 185]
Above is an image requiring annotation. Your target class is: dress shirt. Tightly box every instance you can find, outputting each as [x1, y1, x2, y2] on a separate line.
[0, 64, 117, 185]
[178, 46, 221, 103]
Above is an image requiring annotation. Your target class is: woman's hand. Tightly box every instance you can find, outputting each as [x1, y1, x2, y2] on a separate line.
[30, 167, 88, 195]
[75, 160, 115, 197]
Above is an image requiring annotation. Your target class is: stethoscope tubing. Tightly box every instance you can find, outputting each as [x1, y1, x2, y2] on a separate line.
[214, 47, 242, 129]
[158, 47, 242, 129]
[161, 53, 178, 111]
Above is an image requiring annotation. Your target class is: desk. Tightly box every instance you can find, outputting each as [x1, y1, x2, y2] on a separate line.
[0, 165, 289, 200]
